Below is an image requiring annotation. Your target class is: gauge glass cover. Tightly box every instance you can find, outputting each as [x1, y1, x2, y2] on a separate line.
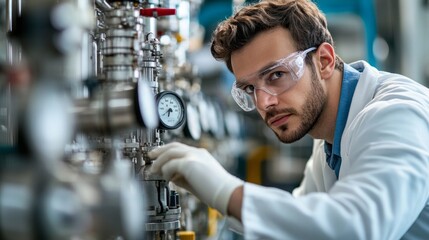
[157, 91, 185, 129]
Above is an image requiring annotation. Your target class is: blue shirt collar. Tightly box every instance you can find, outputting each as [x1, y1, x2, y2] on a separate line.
[324, 63, 361, 178]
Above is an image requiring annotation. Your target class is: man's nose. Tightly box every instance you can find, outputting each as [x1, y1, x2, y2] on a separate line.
[254, 88, 278, 111]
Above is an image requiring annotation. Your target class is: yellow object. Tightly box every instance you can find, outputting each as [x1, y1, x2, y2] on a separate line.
[175, 33, 184, 43]
[247, 146, 275, 184]
[177, 231, 195, 240]
[207, 207, 220, 236]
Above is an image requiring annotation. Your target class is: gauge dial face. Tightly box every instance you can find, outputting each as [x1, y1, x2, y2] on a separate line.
[185, 104, 202, 140]
[156, 91, 186, 129]
[137, 79, 158, 129]
[198, 95, 210, 133]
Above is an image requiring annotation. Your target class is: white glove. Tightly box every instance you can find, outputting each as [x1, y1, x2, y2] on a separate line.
[148, 142, 244, 215]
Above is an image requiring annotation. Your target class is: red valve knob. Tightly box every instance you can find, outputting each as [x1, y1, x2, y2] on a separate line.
[140, 8, 176, 17]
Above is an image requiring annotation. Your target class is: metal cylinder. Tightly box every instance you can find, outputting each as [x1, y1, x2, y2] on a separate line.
[139, 165, 181, 240]
[73, 85, 139, 133]
[101, 7, 144, 83]
[0, 159, 146, 240]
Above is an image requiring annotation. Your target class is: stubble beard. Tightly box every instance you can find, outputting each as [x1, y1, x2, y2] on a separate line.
[268, 64, 326, 143]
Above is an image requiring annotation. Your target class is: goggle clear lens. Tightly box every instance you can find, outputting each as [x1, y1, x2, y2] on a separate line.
[231, 82, 255, 111]
[231, 47, 316, 111]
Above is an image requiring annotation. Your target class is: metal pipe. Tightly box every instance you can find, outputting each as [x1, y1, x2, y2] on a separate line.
[4, 0, 23, 146]
[6, 0, 22, 64]
[6, 0, 21, 33]
[95, 0, 113, 11]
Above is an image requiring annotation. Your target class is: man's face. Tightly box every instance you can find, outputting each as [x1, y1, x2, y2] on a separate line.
[231, 27, 326, 143]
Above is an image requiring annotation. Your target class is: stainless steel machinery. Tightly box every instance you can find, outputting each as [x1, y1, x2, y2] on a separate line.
[0, 0, 243, 239]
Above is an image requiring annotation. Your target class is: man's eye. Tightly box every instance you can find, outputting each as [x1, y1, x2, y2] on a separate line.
[269, 71, 285, 81]
[243, 85, 255, 94]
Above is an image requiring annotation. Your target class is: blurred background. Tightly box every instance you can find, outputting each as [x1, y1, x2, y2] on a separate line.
[0, 0, 428, 239]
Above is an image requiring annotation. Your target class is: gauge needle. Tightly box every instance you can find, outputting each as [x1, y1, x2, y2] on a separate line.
[162, 108, 173, 117]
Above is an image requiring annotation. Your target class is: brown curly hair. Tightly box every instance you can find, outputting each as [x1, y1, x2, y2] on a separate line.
[210, 0, 343, 73]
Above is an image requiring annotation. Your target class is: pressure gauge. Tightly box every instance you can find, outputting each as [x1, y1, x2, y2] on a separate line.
[155, 91, 186, 130]
[137, 79, 158, 129]
[225, 110, 242, 139]
[197, 94, 210, 133]
[183, 104, 202, 141]
[207, 100, 225, 139]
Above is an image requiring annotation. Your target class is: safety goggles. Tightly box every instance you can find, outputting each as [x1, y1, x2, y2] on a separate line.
[231, 47, 316, 111]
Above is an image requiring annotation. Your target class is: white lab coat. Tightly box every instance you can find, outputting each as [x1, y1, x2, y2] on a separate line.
[238, 61, 429, 239]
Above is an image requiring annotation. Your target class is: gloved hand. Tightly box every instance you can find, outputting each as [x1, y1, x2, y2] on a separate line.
[148, 142, 244, 215]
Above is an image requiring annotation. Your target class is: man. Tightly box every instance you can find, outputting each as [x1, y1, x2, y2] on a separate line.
[149, 0, 429, 239]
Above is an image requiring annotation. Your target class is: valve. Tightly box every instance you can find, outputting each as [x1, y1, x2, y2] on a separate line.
[140, 8, 176, 18]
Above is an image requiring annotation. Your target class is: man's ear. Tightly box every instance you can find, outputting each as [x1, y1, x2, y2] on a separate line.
[315, 43, 336, 80]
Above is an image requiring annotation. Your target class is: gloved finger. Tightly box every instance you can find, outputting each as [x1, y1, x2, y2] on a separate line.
[163, 157, 211, 207]
[151, 147, 189, 173]
[147, 142, 175, 159]
[171, 174, 197, 197]
[148, 142, 187, 159]
[159, 156, 187, 180]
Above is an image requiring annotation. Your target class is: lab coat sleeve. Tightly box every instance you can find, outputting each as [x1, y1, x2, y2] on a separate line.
[241, 101, 429, 239]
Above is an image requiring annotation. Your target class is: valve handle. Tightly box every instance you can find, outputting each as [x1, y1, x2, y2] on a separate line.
[140, 8, 176, 17]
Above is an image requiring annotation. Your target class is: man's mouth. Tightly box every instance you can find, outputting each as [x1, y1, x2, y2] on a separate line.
[268, 114, 291, 127]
